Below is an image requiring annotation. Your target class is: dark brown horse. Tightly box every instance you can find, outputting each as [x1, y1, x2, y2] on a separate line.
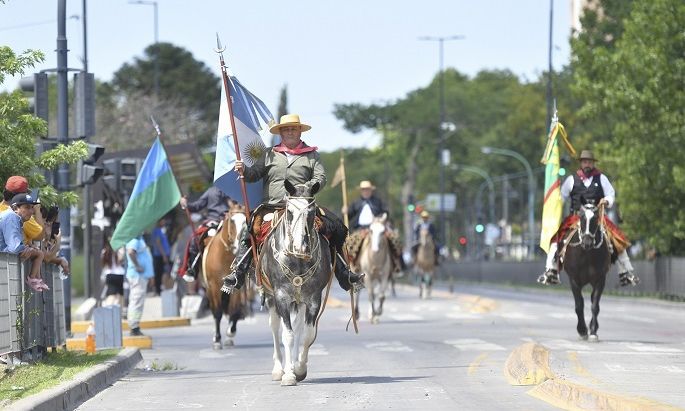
[201, 203, 250, 349]
[562, 201, 611, 342]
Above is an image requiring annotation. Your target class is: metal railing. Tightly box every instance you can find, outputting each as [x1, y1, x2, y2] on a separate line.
[0, 252, 67, 361]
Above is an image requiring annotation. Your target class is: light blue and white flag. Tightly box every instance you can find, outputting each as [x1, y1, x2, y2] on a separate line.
[213, 75, 274, 207]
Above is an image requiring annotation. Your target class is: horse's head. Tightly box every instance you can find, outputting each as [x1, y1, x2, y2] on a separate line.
[578, 200, 600, 249]
[419, 226, 432, 246]
[368, 213, 387, 252]
[228, 203, 247, 254]
[282, 180, 320, 257]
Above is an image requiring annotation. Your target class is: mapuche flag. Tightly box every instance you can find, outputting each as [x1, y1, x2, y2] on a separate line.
[110, 137, 181, 250]
[539, 119, 575, 252]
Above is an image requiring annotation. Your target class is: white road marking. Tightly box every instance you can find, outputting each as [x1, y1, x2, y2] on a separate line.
[547, 312, 578, 320]
[538, 339, 593, 351]
[365, 341, 413, 352]
[444, 338, 506, 351]
[309, 343, 329, 356]
[657, 365, 685, 373]
[499, 312, 537, 320]
[389, 313, 424, 321]
[622, 342, 683, 353]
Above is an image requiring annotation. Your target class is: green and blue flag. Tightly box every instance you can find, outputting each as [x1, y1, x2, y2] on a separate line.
[110, 138, 181, 250]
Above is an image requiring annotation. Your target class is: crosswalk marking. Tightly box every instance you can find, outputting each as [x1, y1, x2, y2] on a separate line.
[445, 312, 480, 320]
[499, 312, 537, 320]
[621, 342, 683, 353]
[389, 313, 424, 321]
[444, 338, 506, 351]
[365, 341, 413, 352]
[309, 343, 329, 356]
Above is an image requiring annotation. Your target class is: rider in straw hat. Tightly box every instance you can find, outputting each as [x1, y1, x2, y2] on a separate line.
[221, 114, 365, 294]
[345, 180, 405, 273]
[538, 149, 639, 287]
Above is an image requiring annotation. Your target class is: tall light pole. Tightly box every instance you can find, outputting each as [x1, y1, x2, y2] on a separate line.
[481, 146, 536, 259]
[452, 164, 495, 224]
[419, 35, 464, 246]
[546, 0, 554, 129]
[129, 0, 159, 97]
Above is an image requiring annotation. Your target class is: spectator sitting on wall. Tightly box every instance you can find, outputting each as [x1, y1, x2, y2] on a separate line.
[0, 194, 47, 291]
[40, 205, 70, 276]
[0, 176, 45, 243]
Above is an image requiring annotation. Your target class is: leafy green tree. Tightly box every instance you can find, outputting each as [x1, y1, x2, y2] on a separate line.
[0, 46, 87, 207]
[571, 0, 685, 253]
[99, 43, 221, 148]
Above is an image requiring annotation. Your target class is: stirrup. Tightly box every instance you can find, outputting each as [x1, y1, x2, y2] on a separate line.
[619, 271, 640, 287]
[220, 274, 238, 294]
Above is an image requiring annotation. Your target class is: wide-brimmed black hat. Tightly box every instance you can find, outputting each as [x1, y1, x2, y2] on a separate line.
[11, 193, 39, 207]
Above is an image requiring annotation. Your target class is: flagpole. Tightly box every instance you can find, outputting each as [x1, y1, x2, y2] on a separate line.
[214, 34, 261, 288]
[150, 116, 199, 237]
[339, 150, 349, 228]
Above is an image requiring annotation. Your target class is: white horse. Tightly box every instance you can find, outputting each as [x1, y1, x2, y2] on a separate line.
[354, 214, 393, 324]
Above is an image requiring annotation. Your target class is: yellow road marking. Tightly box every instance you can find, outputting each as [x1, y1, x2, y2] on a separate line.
[67, 335, 152, 350]
[468, 353, 489, 376]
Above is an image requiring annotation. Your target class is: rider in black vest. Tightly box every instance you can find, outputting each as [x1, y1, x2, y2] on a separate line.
[538, 150, 640, 287]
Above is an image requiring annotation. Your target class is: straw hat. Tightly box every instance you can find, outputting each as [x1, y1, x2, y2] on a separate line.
[359, 180, 376, 190]
[420, 210, 430, 218]
[269, 114, 311, 134]
[578, 150, 597, 161]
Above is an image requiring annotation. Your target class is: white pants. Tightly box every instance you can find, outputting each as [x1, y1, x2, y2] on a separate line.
[545, 242, 634, 273]
[127, 276, 147, 330]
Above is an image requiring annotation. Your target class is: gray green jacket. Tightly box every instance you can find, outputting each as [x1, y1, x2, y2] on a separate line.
[243, 145, 326, 204]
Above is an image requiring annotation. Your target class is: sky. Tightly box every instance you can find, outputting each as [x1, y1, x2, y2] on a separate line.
[1, 0, 572, 152]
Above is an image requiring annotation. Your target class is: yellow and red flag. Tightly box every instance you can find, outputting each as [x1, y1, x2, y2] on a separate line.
[539, 115, 576, 252]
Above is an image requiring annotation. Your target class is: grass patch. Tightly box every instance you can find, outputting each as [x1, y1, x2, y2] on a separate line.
[0, 349, 118, 403]
[70, 253, 84, 297]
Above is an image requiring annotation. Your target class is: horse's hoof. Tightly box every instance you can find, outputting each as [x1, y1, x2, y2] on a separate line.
[371, 316, 380, 324]
[226, 330, 236, 338]
[272, 369, 284, 381]
[224, 339, 234, 347]
[295, 371, 307, 382]
[212, 342, 223, 350]
[588, 334, 599, 342]
[280, 373, 297, 386]
[578, 334, 589, 341]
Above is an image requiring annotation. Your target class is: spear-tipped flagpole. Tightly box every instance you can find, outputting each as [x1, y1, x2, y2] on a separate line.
[340, 150, 349, 228]
[214, 34, 261, 288]
[150, 116, 199, 237]
[215, 34, 253, 220]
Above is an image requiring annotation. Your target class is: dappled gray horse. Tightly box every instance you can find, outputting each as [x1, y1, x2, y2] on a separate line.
[260, 181, 332, 386]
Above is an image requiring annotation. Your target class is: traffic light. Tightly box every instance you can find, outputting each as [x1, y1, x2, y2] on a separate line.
[77, 144, 105, 186]
[19, 73, 49, 125]
[120, 158, 142, 201]
[102, 159, 122, 193]
[406, 194, 415, 213]
[558, 167, 567, 176]
[73, 72, 96, 138]
[458, 236, 467, 246]
[475, 224, 485, 233]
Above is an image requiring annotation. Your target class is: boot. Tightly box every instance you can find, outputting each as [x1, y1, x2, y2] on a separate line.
[183, 252, 200, 283]
[537, 242, 561, 285]
[617, 250, 640, 286]
[221, 231, 252, 294]
[334, 253, 365, 292]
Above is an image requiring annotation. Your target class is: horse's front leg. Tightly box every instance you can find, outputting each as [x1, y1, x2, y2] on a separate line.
[212, 306, 223, 350]
[588, 281, 605, 341]
[280, 306, 299, 386]
[570, 282, 588, 340]
[269, 305, 284, 381]
[295, 302, 320, 382]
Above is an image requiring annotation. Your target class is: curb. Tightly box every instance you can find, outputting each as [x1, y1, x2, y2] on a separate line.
[6, 347, 142, 411]
[504, 343, 681, 410]
[71, 317, 191, 332]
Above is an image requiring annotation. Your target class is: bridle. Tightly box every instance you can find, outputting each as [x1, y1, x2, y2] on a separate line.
[569, 203, 606, 250]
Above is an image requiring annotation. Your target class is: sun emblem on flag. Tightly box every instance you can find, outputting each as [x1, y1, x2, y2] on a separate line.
[242, 140, 266, 164]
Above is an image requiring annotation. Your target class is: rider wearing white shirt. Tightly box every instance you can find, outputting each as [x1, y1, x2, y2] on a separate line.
[538, 150, 639, 287]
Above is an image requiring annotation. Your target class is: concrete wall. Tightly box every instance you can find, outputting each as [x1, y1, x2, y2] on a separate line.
[441, 257, 685, 298]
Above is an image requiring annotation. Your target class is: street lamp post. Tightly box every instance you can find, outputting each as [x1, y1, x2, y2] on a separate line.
[418, 35, 464, 246]
[129, 0, 159, 97]
[451, 164, 495, 224]
[481, 146, 536, 259]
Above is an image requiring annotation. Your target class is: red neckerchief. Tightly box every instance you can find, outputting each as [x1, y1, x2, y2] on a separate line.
[576, 168, 602, 181]
[272, 141, 318, 155]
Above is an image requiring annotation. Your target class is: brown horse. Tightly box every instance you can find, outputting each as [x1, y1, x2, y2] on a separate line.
[415, 227, 437, 299]
[201, 203, 250, 349]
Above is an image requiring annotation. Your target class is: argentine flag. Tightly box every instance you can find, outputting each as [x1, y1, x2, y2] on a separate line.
[213, 75, 274, 208]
